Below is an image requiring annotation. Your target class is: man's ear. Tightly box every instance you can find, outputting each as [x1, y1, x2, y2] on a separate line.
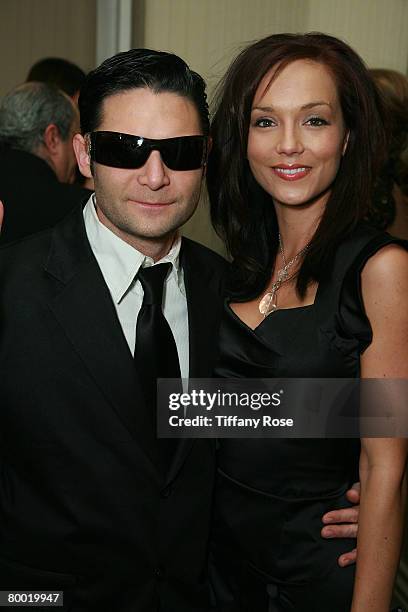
[73, 133, 93, 179]
[43, 124, 62, 155]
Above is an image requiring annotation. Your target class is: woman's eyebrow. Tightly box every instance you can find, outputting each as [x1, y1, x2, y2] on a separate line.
[251, 101, 332, 112]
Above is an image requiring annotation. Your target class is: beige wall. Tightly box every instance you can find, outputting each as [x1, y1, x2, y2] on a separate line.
[0, 0, 96, 98]
[135, 0, 408, 255]
[306, 0, 408, 71]
[138, 0, 408, 87]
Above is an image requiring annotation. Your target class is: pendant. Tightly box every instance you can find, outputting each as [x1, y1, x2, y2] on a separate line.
[259, 292, 278, 316]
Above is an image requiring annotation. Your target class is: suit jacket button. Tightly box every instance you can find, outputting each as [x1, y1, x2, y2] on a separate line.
[160, 485, 172, 498]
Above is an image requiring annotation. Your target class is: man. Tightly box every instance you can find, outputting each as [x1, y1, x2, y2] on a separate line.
[25, 58, 95, 192]
[0, 50, 358, 611]
[26, 56, 86, 105]
[0, 82, 91, 244]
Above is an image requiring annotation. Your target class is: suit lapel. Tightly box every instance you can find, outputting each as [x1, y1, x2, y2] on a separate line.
[164, 239, 224, 486]
[45, 208, 161, 480]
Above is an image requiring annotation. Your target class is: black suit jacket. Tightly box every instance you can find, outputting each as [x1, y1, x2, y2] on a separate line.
[0, 146, 91, 245]
[0, 206, 227, 611]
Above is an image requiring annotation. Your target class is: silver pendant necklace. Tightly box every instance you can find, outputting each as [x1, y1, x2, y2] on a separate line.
[258, 233, 310, 317]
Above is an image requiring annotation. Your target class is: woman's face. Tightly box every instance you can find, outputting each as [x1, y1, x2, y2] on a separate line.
[247, 59, 348, 210]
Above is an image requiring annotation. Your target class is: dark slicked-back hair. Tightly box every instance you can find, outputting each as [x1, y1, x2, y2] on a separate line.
[79, 48, 209, 136]
[27, 57, 86, 98]
[208, 32, 386, 300]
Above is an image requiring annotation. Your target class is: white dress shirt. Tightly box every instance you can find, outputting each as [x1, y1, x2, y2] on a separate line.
[83, 195, 189, 379]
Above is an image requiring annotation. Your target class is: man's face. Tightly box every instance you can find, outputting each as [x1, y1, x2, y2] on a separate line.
[84, 88, 204, 251]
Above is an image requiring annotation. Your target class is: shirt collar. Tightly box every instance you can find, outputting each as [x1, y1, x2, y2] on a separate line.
[83, 194, 184, 303]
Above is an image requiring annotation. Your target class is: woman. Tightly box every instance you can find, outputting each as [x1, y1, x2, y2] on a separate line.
[207, 33, 408, 611]
[366, 68, 408, 239]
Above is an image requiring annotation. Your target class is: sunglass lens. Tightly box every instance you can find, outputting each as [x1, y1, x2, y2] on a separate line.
[162, 137, 205, 170]
[91, 132, 147, 169]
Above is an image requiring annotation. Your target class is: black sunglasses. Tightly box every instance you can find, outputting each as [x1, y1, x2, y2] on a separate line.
[88, 131, 207, 171]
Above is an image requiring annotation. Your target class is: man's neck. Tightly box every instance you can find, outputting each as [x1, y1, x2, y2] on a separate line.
[133, 234, 178, 262]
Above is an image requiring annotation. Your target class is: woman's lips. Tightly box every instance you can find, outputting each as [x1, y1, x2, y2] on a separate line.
[272, 166, 311, 181]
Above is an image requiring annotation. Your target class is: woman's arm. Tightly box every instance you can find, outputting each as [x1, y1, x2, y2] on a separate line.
[351, 243, 408, 612]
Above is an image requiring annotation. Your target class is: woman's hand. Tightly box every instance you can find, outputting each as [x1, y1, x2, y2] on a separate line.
[321, 482, 360, 566]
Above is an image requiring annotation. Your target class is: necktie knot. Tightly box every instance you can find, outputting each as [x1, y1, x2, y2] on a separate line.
[138, 262, 171, 306]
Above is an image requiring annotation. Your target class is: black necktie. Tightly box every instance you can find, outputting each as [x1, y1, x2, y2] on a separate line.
[134, 263, 181, 460]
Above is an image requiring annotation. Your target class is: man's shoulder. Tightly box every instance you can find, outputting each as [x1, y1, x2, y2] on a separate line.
[0, 205, 85, 277]
[0, 224, 53, 255]
[0, 227, 54, 277]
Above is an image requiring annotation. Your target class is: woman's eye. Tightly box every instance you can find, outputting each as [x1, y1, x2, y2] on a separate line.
[305, 116, 329, 127]
[254, 118, 276, 128]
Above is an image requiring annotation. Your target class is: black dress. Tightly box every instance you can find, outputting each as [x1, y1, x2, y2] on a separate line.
[212, 226, 404, 612]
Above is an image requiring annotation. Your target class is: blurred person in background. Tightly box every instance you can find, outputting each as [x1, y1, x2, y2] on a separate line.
[366, 69, 408, 239]
[0, 82, 91, 244]
[27, 56, 94, 190]
[26, 56, 86, 104]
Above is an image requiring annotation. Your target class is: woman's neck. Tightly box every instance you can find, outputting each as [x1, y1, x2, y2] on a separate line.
[274, 200, 324, 258]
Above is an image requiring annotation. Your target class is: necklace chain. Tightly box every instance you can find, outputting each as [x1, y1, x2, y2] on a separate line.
[259, 233, 310, 317]
[279, 232, 288, 268]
